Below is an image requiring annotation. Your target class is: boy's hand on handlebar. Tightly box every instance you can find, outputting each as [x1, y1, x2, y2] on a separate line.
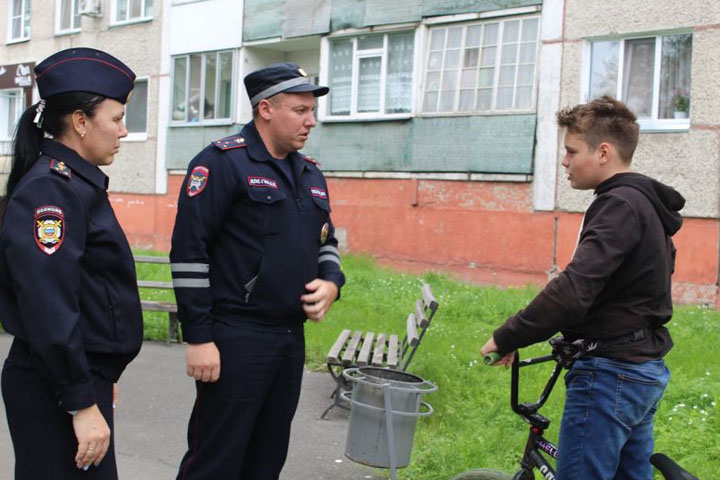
[481, 336, 516, 369]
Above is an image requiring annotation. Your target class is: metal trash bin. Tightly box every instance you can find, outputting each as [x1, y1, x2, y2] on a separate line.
[341, 367, 437, 479]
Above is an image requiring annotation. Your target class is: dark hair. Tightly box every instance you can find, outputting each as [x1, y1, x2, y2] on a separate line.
[5, 92, 105, 201]
[556, 95, 640, 163]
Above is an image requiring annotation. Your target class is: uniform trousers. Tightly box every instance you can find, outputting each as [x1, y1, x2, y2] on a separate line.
[177, 320, 305, 480]
[1, 341, 117, 480]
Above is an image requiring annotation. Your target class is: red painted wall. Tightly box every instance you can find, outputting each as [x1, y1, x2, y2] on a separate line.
[111, 175, 720, 306]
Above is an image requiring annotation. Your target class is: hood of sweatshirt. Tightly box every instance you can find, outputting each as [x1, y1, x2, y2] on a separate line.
[595, 172, 685, 236]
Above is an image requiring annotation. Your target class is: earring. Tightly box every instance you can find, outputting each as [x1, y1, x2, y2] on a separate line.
[81, 133, 85, 139]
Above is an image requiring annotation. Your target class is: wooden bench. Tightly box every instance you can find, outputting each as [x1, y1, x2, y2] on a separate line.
[134, 255, 181, 344]
[322, 283, 439, 418]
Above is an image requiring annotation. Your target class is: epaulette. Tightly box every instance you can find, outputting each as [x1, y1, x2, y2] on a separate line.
[49, 159, 71, 179]
[212, 135, 247, 150]
[303, 154, 320, 166]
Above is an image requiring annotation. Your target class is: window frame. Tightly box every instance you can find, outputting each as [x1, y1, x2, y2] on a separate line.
[419, 14, 541, 117]
[110, 0, 153, 27]
[320, 28, 418, 122]
[582, 31, 693, 133]
[123, 77, 149, 141]
[0, 88, 25, 156]
[55, 0, 80, 35]
[169, 49, 236, 127]
[7, 0, 31, 44]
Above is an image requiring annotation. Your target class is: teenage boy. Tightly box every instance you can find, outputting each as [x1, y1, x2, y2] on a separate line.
[481, 95, 685, 480]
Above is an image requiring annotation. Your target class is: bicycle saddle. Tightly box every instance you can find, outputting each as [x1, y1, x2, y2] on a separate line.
[650, 453, 699, 480]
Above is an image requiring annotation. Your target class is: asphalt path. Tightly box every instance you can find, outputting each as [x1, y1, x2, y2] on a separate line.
[0, 333, 382, 479]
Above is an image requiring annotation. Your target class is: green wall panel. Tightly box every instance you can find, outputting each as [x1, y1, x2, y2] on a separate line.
[243, 0, 284, 41]
[300, 115, 536, 173]
[303, 121, 412, 170]
[283, 0, 330, 38]
[166, 125, 239, 170]
[363, 0, 423, 26]
[329, 0, 366, 30]
[422, 0, 542, 17]
[410, 115, 536, 173]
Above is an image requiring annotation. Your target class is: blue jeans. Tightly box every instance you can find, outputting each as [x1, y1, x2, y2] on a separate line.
[556, 356, 670, 480]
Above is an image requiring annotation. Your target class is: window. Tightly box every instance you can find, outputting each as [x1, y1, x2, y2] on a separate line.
[56, 0, 80, 33]
[326, 31, 415, 119]
[113, 0, 153, 24]
[8, 0, 31, 42]
[0, 89, 24, 155]
[171, 50, 233, 124]
[587, 33, 692, 129]
[125, 79, 148, 136]
[423, 16, 539, 114]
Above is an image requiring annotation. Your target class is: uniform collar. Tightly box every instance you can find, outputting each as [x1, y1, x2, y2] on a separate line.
[40, 138, 109, 190]
[241, 121, 307, 170]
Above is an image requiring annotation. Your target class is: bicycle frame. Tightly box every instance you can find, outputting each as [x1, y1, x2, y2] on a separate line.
[509, 353, 563, 480]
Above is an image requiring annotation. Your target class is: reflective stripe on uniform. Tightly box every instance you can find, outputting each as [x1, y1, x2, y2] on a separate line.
[319, 245, 339, 256]
[172, 278, 210, 288]
[171, 263, 210, 273]
[318, 254, 340, 266]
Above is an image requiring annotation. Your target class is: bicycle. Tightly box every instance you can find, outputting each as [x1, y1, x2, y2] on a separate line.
[448, 343, 699, 480]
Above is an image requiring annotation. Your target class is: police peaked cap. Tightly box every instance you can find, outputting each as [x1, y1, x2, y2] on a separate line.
[244, 62, 329, 107]
[34, 47, 136, 104]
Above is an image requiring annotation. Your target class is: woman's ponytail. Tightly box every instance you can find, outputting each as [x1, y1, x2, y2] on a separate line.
[5, 103, 45, 201]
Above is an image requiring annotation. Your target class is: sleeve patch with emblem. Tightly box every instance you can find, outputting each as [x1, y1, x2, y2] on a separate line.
[34, 205, 65, 255]
[187, 166, 210, 197]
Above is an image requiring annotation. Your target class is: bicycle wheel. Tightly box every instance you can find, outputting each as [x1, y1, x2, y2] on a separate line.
[448, 469, 513, 480]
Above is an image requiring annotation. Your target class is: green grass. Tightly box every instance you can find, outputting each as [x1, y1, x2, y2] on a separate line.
[137, 253, 719, 479]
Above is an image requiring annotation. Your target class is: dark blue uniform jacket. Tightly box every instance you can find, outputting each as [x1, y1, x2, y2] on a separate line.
[170, 122, 345, 343]
[0, 139, 143, 411]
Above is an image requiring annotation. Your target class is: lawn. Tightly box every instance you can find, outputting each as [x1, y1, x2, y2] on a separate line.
[138, 253, 719, 480]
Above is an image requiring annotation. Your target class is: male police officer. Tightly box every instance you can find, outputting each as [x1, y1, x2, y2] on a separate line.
[170, 63, 345, 479]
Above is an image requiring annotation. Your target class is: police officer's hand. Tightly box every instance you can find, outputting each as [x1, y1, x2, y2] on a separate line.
[301, 279, 339, 322]
[480, 336, 515, 369]
[186, 342, 221, 382]
[73, 404, 111, 470]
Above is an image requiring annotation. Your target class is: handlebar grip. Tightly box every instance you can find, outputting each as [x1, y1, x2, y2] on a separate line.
[483, 352, 502, 365]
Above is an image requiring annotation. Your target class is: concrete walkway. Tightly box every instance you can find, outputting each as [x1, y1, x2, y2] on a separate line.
[0, 333, 382, 479]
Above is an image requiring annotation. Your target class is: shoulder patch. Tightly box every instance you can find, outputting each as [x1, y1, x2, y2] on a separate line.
[34, 205, 65, 255]
[303, 154, 319, 166]
[49, 159, 71, 179]
[187, 166, 210, 197]
[212, 135, 247, 151]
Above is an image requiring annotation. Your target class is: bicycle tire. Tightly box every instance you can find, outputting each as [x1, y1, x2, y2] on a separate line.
[448, 469, 513, 480]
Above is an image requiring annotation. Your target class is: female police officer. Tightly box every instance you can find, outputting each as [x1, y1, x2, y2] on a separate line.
[0, 48, 143, 479]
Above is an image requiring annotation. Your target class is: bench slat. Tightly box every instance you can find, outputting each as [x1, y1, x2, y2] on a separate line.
[140, 300, 177, 313]
[326, 329, 351, 364]
[341, 330, 363, 366]
[406, 313, 419, 347]
[356, 332, 375, 367]
[387, 334, 400, 368]
[371, 334, 386, 366]
[415, 299, 429, 329]
[138, 280, 174, 289]
[134, 255, 170, 264]
[422, 283, 438, 312]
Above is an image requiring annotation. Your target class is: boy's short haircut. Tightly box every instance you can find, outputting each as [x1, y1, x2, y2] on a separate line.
[556, 95, 640, 163]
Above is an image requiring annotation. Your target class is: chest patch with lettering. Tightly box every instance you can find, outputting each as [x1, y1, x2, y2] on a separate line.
[187, 166, 209, 197]
[309, 187, 327, 199]
[247, 176, 278, 189]
[34, 205, 65, 255]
